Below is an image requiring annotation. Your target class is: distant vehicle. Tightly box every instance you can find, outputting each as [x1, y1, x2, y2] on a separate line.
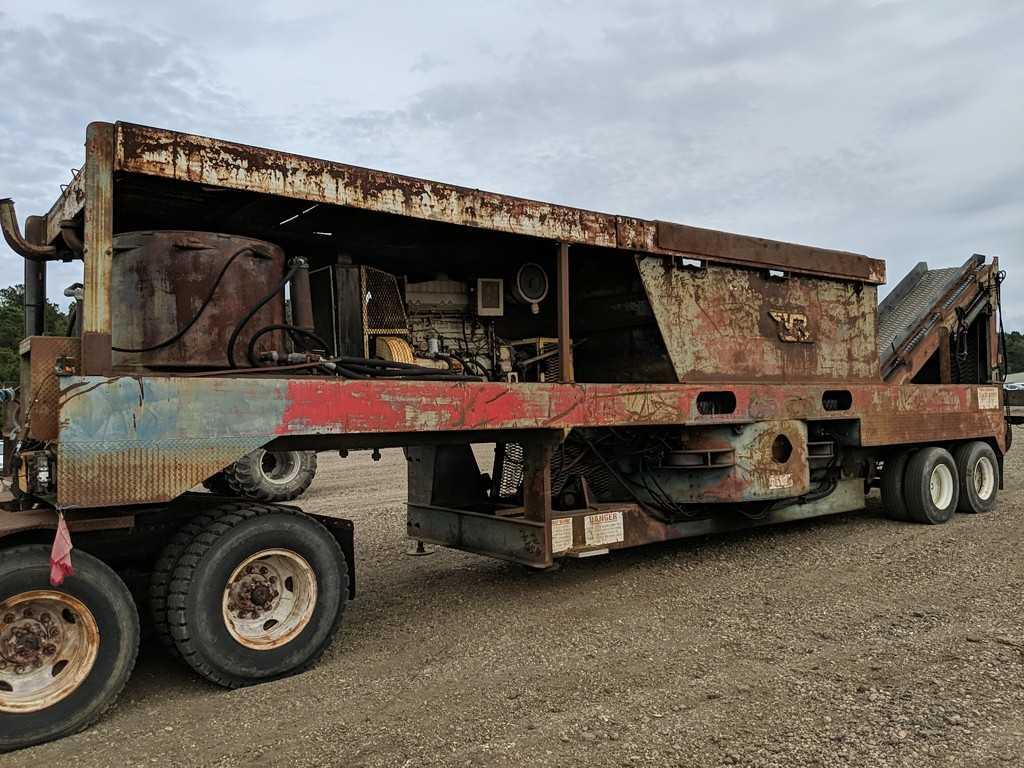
[1005, 382, 1024, 392]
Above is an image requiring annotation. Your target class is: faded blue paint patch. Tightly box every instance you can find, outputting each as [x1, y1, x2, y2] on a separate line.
[59, 376, 290, 445]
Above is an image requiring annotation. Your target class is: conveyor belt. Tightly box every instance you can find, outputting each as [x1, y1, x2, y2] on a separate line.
[877, 256, 987, 380]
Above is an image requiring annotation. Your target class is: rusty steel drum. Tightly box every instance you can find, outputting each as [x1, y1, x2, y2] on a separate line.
[110, 231, 286, 369]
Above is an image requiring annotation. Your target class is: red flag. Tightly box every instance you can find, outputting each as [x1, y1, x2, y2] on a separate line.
[49, 512, 74, 587]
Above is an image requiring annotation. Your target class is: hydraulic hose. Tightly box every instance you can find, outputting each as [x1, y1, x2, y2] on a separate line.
[227, 263, 298, 368]
[245, 324, 330, 367]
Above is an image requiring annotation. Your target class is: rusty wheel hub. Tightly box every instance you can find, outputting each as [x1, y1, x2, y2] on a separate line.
[0, 591, 99, 713]
[222, 549, 317, 650]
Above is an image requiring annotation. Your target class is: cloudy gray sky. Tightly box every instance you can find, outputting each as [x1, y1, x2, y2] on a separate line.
[1, 0, 1021, 329]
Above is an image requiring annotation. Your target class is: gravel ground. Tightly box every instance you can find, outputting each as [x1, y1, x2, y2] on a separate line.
[6, 429, 1024, 767]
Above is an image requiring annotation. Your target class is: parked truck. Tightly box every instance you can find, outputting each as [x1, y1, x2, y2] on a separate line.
[0, 122, 1014, 751]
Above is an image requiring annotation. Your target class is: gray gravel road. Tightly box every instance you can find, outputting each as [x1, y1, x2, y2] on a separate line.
[5, 430, 1024, 767]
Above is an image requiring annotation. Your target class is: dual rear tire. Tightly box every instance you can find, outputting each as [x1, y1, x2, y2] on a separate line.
[882, 441, 999, 524]
[1, 503, 346, 753]
[152, 503, 347, 688]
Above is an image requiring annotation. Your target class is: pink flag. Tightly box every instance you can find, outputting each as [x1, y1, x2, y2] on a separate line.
[49, 512, 74, 587]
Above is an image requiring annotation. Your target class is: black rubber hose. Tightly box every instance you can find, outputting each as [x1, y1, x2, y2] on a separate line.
[114, 247, 257, 353]
[227, 264, 297, 368]
[245, 324, 330, 367]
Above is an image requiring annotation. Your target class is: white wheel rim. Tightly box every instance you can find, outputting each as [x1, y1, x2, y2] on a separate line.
[0, 591, 99, 713]
[222, 549, 317, 650]
[259, 451, 302, 486]
[974, 456, 995, 501]
[929, 464, 955, 509]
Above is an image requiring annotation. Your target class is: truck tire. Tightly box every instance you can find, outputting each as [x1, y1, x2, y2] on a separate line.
[0, 546, 139, 752]
[166, 504, 346, 688]
[952, 441, 999, 514]
[880, 450, 914, 521]
[223, 450, 317, 502]
[202, 472, 236, 496]
[903, 447, 959, 525]
[149, 508, 230, 658]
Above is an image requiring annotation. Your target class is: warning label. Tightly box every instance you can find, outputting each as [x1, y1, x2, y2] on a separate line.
[769, 473, 793, 490]
[584, 511, 625, 547]
[977, 387, 1000, 410]
[551, 517, 573, 553]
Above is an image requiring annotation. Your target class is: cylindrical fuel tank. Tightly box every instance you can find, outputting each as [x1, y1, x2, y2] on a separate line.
[111, 231, 286, 369]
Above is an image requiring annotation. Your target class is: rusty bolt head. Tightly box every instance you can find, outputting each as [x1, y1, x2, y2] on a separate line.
[48, 627, 60, 638]
[245, 565, 255, 575]
[43, 644, 56, 656]
[259, 566, 269, 575]
[14, 665, 26, 675]
[2, 613, 13, 624]
[40, 614, 51, 625]
[268, 575, 277, 584]
[22, 608, 33, 619]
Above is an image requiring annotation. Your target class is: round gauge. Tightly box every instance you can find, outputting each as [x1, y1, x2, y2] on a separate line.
[514, 262, 549, 305]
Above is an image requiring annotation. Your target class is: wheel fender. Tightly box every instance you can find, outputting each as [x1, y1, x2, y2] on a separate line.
[306, 512, 356, 598]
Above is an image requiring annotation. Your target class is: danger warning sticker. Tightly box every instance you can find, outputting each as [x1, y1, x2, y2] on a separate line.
[584, 511, 625, 547]
[551, 517, 573, 553]
[977, 387, 1000, 410]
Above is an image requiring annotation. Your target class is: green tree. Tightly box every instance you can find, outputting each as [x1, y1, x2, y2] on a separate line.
[0, 285, 69, 385]
[1004, 330, 1024, 375]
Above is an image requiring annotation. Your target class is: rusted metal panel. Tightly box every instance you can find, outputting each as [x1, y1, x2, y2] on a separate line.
[56, 375, 1006, 508]
[114, 123, 619, 249]
[43, 171, 86, 246]
[407, 504, 548, 568]
[110, 231, 286, 369]
[109, 123, 881, 285]
[639, 420, 811, 503]
[655, 221, 885, 284]
[20, 337, 80, 442]
[82, 122, 116, 375]
[636, 256, 879, 382]
[550, 478, 866, 556]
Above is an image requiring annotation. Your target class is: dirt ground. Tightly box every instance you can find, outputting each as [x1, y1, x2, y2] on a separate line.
[6, 429, 1024, 767]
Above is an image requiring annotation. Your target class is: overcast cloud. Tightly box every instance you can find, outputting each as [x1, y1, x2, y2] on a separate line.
[1, 0, 1021, 329]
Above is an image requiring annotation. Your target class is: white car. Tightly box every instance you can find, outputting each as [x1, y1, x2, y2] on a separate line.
[1005, 382, 1024, 391]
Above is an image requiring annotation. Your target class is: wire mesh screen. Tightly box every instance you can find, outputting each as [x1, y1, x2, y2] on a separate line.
[541, 342, 561, 382]
[493, 439, 620, 504]
[363, 267, 409, 334]
[494, 442, 525, 500]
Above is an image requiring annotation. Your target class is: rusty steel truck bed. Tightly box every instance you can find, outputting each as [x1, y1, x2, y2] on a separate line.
[0, 121, 1012, 750]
